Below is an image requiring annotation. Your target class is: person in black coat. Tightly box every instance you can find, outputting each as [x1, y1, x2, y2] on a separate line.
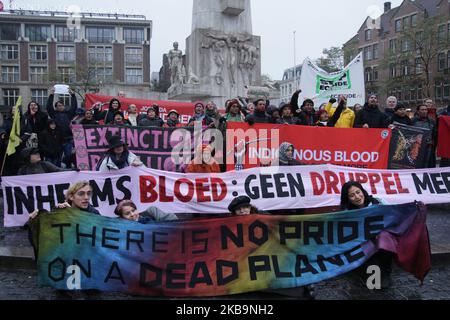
[23, 101, 49, 135]
[388, 103, 413, 127]
[354, 95, 389, 128]
[46, 88, 77, 139]
[1, 106, 33, 176]
[138, 105, 165, 127]
[277, 104, 303, 125]
[92, 98, 122, 124]
[245, 99, 271, 124]
[38, 119, 64, 167]
[46, 87, 78, 168]
[296, 99, 318, 126]
[17, 147, 67, 175]
[80, 109, 99, 125]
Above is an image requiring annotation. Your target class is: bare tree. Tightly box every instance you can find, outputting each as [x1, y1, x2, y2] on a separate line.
[316, 46, 344, 72]
[381, 15, 448, 98]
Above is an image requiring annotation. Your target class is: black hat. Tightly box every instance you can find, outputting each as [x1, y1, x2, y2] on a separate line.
[394, 103, 406, 111]
[107, 135, 127, 150]
[20, 147, 40, 161]
[228, 196, 251, 213]
[279, 104, 293, 114]
[302, 99, 315, 107]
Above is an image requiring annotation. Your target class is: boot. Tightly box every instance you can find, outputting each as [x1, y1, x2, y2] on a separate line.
[303, 285, 316, 300]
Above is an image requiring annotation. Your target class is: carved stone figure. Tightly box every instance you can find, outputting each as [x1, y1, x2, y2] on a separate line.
[187, 66, 200, 85]
[168, 42, 183, 86]
[204, 32, 252, 86]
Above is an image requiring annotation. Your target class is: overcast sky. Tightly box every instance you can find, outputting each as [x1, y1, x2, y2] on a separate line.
[7, 0, 403, 79]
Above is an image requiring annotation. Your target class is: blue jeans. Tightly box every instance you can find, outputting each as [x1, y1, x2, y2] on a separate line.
[62, 141, 74, 167]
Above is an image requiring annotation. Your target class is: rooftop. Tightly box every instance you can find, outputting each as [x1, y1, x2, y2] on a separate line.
[0, 9, 147, 21]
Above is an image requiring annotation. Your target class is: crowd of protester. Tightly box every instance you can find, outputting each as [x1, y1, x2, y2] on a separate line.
[1, 87, 448, 177]
[2, 86, 449, 299]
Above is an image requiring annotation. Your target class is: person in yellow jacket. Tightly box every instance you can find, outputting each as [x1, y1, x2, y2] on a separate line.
[325, 96, 355, 128]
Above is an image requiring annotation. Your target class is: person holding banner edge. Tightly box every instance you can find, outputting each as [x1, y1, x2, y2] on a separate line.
[114, 200, 178, 223]
[340, 181, 393, 289]
[96, 135, 144, 171]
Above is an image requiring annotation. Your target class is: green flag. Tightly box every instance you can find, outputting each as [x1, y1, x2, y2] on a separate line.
[6, 96, 23, 156]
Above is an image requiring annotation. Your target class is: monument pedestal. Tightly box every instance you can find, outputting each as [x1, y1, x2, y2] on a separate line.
[168, 0, 261, 108]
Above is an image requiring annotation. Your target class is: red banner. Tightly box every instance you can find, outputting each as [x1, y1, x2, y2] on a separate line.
[85, 94, 195, 124]
[225, 123, 391, 171]
[438, 116, 450, 158]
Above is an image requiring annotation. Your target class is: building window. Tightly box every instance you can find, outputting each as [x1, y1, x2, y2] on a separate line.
[365, 67, 373, 82]
[25, 25, 51, 42]
[0, 24, 20, 41]
[411, 88, 417, 101]
[438, 53, 446, 71]
[435, 81, 443, 100]
[29, 45, 48, 61]
[373, 44, 379, 60]
[418, 85, 423, 101]
[448, 52, 450, 71]
[86, 27, 115, 43]
[389, 64, 397, 79]
[58, 67, 76, 83]
[444, 82, 450, 99]
[404, 87, 411, 101]
[1, 66, 19, 82]
[0, 44, 19, 60]
[89, 67, 112, 83]
[126, 68, 143, 84]
[57, 46, 75, 62]
[55, 26, 77, 42]
[395, 19, 402, 32]
[415, 32, 423, 51]
[2, 89, 20, 106]
[403, 16, 410, 30]
[125, 47, 143, 64]
[401, 39, 411, 52]
[411, 14, 418, 27]
[364, 46, 372, 60]
[389, 39, 396, 54]
[373, 66, 378, 80]
[30, 67, 48, 84]
[438, 25, 446, 44]
[88, 46, 113, 63]
[31, 89, 48, 106]
[401, 60, 410, 76]
[365, 29, 372, 41]
[124, 28, 144, 44]
[396, 88, 403, 102]
[448, 24, 450, 43]
[415, 58, 423, 74]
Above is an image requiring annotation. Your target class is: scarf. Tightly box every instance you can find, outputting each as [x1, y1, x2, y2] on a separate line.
[109, 150, 130, 169]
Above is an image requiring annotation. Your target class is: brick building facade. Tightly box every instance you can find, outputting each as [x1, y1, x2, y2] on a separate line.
[343, 0, 450, 108]
[0, 9, 152, 112]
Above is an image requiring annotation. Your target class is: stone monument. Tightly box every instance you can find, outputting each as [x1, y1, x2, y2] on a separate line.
[168, 0, 261, 107]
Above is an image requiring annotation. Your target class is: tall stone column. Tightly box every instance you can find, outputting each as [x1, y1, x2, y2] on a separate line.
[168, 0, 261, 107]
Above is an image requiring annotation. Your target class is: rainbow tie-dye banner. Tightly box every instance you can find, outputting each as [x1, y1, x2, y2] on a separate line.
[31, 202, 430, 297]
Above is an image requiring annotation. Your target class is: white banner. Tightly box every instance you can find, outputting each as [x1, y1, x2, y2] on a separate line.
[299, 52, 365, 107]
[2, 165, 450, 227]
